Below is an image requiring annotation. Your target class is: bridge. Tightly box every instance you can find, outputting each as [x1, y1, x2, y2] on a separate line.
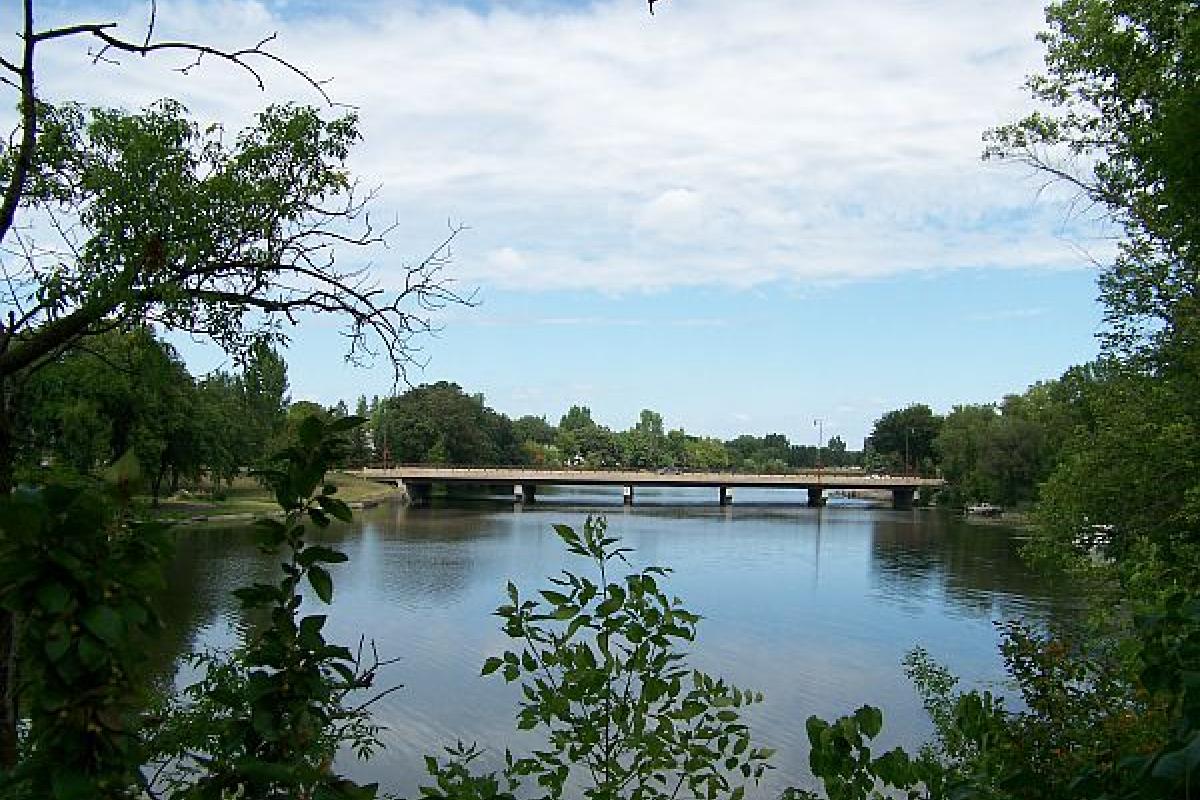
[356, 467, 944, 509]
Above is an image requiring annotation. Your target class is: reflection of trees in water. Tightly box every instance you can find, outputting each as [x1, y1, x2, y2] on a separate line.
[147, 525, 283, 683]
[868, 512, 1079, 625]
[149, 505, 507, 682]
[311, 503, 515, 607]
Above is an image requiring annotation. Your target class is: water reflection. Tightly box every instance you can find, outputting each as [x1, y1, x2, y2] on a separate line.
[154, 493, 1078, 796]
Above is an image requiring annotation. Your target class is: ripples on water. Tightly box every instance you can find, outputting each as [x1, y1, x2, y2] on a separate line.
[155, 488, 1078, 796]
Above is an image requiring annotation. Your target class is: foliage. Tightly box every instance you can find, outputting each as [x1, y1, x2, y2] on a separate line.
[425, 516, 774, 800]
[1030, 364, 1200, 585]
[934, 402, 1052, 508]
[147, 414, 385, 799]
[1120, 590, 1200, 795]
[866, 405, 941, 475]
[984, 0, 1200, 364]
[784, 705, 942, 800]
[13, 327, 190, 478]
[10, 329, 295, 501]
[0, 455, 170, 799]
[798, 618, 1170, 800]
[0, 411, 391, 799]
[373, 382, 520, 466]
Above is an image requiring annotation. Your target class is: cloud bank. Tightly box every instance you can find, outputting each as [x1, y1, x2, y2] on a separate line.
[9, 0, 1110, 292]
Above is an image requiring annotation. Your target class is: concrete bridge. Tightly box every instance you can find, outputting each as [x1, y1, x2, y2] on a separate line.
[356, 467, 944, 509]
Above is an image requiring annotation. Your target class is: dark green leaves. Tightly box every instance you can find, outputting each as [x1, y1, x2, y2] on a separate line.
[308, 562, 334, 604]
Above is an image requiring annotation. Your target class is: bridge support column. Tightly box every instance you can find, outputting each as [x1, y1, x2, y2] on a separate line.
[892, 488, 915, 510]
[403, 481, 432, 505]
[623, 485, 634, 505]
[807, 487, 824, 507]
[514, 484, 536, 504]
[719, 486, 733, 506]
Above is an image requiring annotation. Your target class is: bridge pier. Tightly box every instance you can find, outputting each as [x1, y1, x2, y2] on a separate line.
[403, 480, 432, 505]
[719, 486, 733, 506]
[892, 488, 915, 510]
[807, 487, 824, 507]
[514, 484, 536, 504]
[623, 485, 634, 505]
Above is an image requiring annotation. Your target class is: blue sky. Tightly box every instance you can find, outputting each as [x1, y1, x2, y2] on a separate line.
[11, 0, 1112, 446]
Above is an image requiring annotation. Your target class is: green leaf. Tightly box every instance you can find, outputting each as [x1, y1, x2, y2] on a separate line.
[35, 582, 71, 614]
[81, 606, 124, 647]
[50, 769, 94, 800]
[77, 635, 106, 670]
[309, 564, 334, 603]
[595, 597, 622, 617]
[299, 544, 350, 566]
[44, 629, 70, 663]
[316, 494, 354, 522]
[553, 604, 580, 620]
[482, 656, 504, 676]
[855, 704, 884, 739]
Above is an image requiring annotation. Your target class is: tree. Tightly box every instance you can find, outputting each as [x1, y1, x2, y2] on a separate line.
[376, 382, 519, 466]
[13, 327, 197, 499]
[866, 404, 942, 474]
[0, 0, 472, 766]
[825, 435, 848, 467]
[513, 414, 556, 446]
[684, 436, 730, 470]
[985, 0, 1199, 368]
[240, 342, 291, 459]
[559, 405, 597, 432]
[347, 396, 373, 467]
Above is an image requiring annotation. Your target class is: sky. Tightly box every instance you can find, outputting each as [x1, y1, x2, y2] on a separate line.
[7, 0, 1113, 446]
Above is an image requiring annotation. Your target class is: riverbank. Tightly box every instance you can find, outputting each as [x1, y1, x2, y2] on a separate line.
[144, 471, 402, 524]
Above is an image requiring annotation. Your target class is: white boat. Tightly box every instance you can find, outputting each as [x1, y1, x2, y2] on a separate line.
[966, 502, 1003, 517]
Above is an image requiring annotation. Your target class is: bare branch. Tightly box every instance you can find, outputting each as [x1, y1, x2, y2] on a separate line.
[68, 24, 334, 105]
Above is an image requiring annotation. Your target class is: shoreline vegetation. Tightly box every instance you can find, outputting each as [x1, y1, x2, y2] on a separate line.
[142, 471, 403, 524]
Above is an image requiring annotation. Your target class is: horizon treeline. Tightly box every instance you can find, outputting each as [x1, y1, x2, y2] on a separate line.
[10, 326, 869, 495]
[13, 322, 1125, 511]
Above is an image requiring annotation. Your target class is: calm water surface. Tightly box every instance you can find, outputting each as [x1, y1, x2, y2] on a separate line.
[155, 489, 1078, 796]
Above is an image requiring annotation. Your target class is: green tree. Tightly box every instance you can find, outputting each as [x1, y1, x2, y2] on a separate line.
[240, 342, 290, 458]
[347, 396, 373, 467]
[684, 436, 730, 470]
[0, 2, 469, 763]
[985, 0, 1200, 369]
[13, 327, 197, 500]
[866, 405, 942, 474]
[377, 382, 519, 466]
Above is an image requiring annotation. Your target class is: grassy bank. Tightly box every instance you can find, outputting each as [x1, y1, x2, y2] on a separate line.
[144, 471, 402, 523]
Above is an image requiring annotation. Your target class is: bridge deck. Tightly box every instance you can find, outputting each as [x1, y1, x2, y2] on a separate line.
[357, 467, 942, 491]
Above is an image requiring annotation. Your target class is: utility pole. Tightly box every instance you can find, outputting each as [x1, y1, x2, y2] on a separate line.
[814, 418, 824, 475]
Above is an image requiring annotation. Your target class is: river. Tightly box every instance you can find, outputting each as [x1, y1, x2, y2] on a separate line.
[153, 488, 1077, 796]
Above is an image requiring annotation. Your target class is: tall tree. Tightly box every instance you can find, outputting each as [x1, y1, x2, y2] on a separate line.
[0, 1, 472, 763]
[377, 382, 519, 466]
[985, 0, 1200, 369]
[866, 404, 942, 474]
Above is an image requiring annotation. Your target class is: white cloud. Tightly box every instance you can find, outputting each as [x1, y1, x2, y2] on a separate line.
[4, 0, 1106, 292]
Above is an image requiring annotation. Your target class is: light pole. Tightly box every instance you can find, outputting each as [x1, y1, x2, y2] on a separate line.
[814, 418, 824, 475]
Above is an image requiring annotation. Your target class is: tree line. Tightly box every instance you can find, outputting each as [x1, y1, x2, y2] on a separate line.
[10, 329, 865, 494]
[862, 361, 1112, 508]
